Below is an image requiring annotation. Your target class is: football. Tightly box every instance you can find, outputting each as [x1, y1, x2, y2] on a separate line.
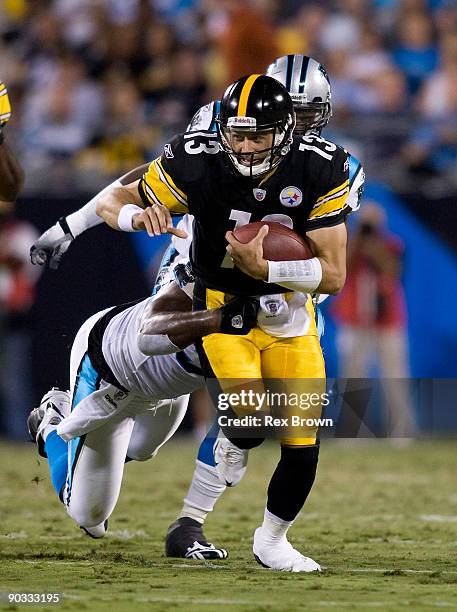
[233, 221, 313, 261]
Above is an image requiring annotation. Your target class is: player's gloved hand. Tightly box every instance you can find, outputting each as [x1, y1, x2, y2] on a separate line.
[220, 296, 259, 335]
[30, 217, 74, 269]
[0, 82, 12, 127]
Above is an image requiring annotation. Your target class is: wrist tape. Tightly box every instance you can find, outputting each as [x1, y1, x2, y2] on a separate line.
[267, 257, 322, 293]
[117, 204, 144, 232]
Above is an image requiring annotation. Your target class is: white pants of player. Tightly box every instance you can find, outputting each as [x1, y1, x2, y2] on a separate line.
[62, 308, 189, 530]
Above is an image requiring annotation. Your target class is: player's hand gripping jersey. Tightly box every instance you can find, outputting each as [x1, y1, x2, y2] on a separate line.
[139, 131, 351, 297]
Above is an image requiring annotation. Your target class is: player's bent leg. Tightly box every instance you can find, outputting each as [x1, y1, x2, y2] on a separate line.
[62, 317, 135, 537]
[65, 415, 135, 533]
[126, 395, 189, 461]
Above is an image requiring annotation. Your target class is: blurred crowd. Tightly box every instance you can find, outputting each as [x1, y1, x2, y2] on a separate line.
[1, 0, 457, 195]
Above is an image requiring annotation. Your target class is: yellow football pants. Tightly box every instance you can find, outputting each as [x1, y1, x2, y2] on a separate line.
[202, 289, 326, 446]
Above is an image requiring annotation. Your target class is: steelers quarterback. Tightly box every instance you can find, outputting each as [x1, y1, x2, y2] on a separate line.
[96, 74, 355, 572]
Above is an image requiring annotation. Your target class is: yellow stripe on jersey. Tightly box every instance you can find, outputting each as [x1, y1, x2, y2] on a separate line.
[155, 159, 187, 205]
[309, 180, 349, 220]
[237, 74, 261, 117]
[141, 158, 188, 214]
[315, 179, 349, 204]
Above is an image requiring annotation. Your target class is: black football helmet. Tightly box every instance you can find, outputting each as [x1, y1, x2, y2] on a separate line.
[216, 74, 295, 178]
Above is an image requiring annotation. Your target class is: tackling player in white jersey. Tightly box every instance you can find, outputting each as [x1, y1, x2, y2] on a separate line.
[28, 267, 257, 544]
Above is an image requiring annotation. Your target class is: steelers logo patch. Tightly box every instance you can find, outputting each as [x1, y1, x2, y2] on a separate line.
[279, 186, 302, 207]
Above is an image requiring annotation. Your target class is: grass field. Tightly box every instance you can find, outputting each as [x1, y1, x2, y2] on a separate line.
[1, 438, 457, 611]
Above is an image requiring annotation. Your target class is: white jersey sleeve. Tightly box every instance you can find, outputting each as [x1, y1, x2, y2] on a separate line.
[346, 153, 365, 212]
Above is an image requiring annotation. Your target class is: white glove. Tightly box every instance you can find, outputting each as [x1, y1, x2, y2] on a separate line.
[30, 218, 74, 269]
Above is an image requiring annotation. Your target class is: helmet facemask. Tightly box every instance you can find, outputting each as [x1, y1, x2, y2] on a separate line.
[217, 114, 295, 179]
[292, 98, 332, 136]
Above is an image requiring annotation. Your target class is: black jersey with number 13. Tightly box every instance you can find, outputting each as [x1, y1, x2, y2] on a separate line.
[139, 131, 350, 297]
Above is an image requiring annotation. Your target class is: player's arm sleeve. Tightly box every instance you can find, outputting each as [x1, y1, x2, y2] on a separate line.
[138, 136, 189, 215]
[186, 101, 219, 132]
[306, 147, 351, 231]
[346, 154, 365, 213]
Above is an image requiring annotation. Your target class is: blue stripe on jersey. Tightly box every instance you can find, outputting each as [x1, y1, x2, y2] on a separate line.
[66, 353, 100, 503]
[348, 154, 362, 189]
[209, 100, 221, 133]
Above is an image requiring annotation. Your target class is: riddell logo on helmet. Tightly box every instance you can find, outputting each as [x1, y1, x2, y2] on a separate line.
[228, 116, 257, 128]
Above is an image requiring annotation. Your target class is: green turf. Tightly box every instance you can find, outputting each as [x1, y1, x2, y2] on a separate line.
[1, 439, 457, 611]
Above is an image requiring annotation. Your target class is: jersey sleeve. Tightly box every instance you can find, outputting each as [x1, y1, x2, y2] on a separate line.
[346, 153, 365, 213]
[306, 145, 351, 231]
[138, 135, 190, 215]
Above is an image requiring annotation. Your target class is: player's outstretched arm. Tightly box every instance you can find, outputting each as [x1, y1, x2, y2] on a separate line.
[96, 183, 187, 239]
[0, 82, 24, 201]
[138, 281, 259, 354]
[30, 163, 149, 268]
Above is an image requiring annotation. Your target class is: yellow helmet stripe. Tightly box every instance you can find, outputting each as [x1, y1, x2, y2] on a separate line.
[237, 74, 261, 117]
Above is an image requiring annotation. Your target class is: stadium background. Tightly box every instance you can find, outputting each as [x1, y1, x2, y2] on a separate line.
[1, 0, 457, 437]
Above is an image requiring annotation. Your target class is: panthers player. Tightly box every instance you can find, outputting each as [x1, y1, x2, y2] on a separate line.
[27, 268, 257, 542]
[96, 74, 359, 572]
[0, 81, 24, 201]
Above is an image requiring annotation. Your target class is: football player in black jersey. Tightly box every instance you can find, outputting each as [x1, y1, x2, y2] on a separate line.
[96, 74, 355, 572]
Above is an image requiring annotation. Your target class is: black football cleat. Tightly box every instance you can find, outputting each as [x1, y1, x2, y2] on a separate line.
[165, 517, 228, 560]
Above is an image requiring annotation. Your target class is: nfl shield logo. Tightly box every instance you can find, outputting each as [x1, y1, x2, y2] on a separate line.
[279, 186, 303, 207]
[253, 188, 266, 201]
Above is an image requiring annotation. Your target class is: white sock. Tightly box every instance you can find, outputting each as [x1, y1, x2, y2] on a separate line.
[179, 461, 226, 525]
[260, 509, 293, 545]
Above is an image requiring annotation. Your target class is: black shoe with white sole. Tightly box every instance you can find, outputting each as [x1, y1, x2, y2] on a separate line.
[165, 517, 228, 560]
